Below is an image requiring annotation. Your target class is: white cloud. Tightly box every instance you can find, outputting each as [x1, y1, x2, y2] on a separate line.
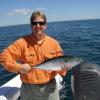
[8, 8, 33, 16]
[35, 7, 45, 11]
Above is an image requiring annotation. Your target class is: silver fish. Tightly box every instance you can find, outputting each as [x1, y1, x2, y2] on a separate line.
[32, 55, 83, 71]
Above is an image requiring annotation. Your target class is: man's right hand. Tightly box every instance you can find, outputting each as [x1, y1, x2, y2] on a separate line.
[18, 64, 31, 74]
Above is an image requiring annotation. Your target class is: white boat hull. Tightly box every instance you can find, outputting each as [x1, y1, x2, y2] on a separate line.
[0, 75, 21, 100]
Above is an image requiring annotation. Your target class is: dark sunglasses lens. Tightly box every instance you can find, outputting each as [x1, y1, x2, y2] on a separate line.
[31, 22, 46, 26]
[39, 22, 46, 25]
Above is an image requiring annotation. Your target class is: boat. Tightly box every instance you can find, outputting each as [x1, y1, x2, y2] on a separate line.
[0, 61, 100, 100]
[0, 75, 21, 100]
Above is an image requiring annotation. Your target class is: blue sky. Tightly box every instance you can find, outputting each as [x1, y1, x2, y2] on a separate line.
[0, 0, 100, 26]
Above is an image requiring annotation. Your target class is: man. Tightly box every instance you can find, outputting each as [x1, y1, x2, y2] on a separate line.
[0, 11, 66, 100]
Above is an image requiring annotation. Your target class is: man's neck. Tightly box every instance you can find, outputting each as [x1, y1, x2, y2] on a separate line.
[32, 33, 45, 44]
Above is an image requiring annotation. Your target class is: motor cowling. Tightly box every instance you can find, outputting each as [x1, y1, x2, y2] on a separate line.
[71, 62, 100, 100]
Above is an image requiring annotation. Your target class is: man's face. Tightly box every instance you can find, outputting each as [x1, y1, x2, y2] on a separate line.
[31, 17, 47, 35]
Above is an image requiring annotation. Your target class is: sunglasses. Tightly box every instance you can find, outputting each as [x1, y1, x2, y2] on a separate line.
[31, 22, 46, 26]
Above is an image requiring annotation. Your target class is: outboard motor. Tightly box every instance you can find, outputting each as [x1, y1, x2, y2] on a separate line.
[71, 62, 100, 100]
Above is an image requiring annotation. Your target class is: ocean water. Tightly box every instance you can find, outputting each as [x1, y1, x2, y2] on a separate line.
[0, 19, 100, 100]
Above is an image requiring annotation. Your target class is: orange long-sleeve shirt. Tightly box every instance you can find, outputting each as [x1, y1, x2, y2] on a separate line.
[1, 34, 66, 84]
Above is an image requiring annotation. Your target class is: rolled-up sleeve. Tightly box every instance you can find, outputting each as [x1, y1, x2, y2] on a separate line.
[0, 40, 22, 73]
[54, 41, 67, 76]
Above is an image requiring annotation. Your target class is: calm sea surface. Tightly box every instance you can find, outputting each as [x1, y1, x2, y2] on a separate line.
[0, 19, 100, 100]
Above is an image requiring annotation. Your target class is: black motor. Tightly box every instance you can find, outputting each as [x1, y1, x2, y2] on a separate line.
[71, 62, 100, 100]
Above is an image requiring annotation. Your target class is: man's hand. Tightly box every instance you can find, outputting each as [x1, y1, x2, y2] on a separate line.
[19, 64, 31, 74]
[55, 67, 67, 76]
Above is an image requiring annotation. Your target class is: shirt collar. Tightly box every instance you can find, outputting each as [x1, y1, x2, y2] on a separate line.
[31, 33, 45, 45]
